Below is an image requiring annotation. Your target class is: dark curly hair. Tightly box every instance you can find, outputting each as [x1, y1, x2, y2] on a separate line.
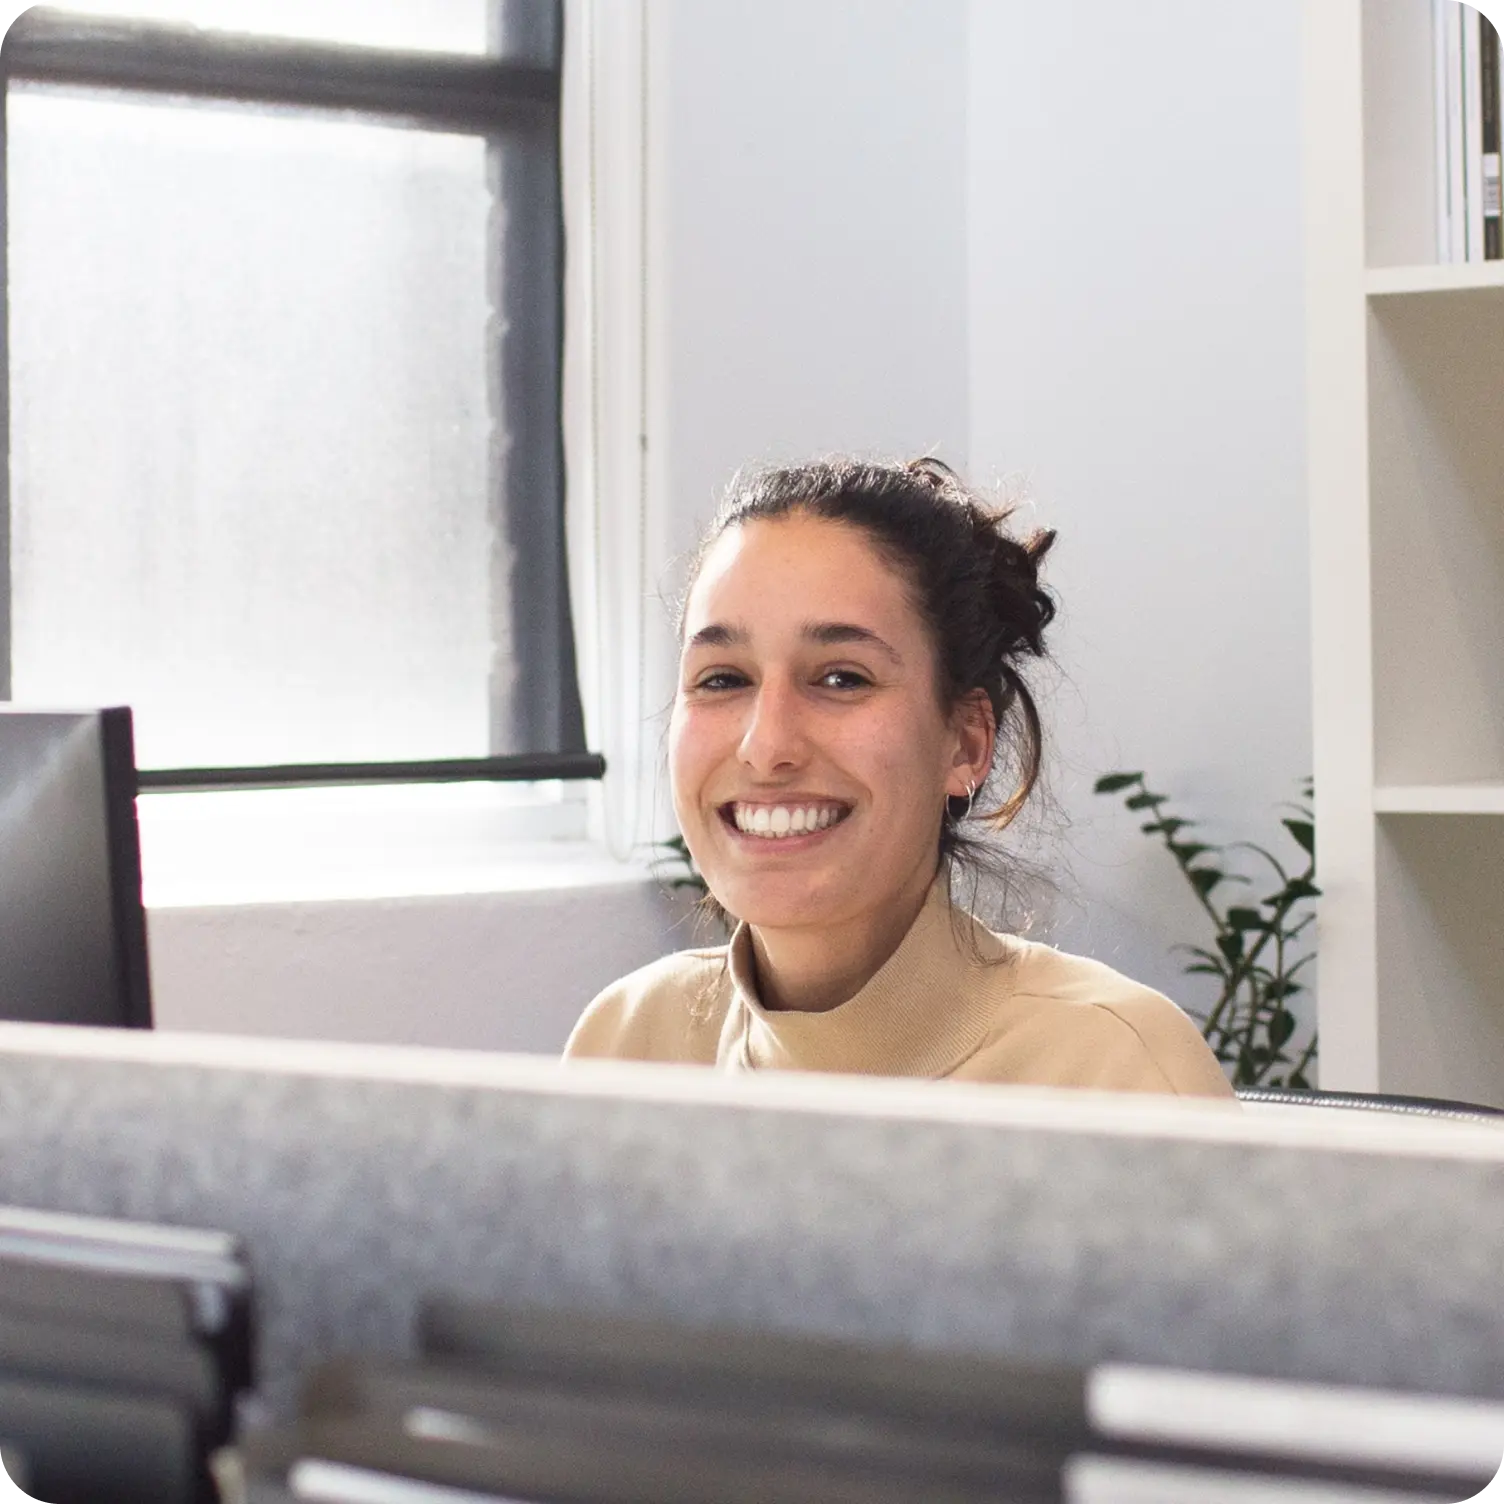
[680, 455, 1057, 902]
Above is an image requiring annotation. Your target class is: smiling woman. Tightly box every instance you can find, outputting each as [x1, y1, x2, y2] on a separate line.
[565, 458, 1232, 1096]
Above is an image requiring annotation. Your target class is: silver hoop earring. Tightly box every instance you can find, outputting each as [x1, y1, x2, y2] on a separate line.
[946, 779, 977, 823]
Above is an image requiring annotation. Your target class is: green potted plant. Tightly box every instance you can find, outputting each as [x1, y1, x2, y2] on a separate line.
[1094, 773, 1318, 1088]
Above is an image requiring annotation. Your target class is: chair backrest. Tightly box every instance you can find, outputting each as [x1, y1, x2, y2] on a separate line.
[1236, 1086, 1504, 1125]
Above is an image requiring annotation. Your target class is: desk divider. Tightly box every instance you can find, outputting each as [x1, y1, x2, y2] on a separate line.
[0, 1025, 1496, 1418]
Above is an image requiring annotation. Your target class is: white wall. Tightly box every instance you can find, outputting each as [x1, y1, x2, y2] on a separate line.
[148, 881, 693, 1053]
[650, 0, 971, 560]
[966, 1, 1312, 1020]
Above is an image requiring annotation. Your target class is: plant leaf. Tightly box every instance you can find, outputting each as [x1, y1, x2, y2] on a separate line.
[1216, 932, 1244, 963]
[1141, 818, 1189, 837]
[1283, 819, 1315, 856]
[1269, 1011, 1297, 1048]
[1169, 842, 1212, 863]
[1094, 772, 1143, 794]
[1189, 867, 1225, 895]
[1124, 792, 1161, 811]
[1176, 945, 1225, 967]
[1226, 906, 1265, 931]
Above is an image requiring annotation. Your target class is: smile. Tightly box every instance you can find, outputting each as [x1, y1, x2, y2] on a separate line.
[721, 801, 853, 840]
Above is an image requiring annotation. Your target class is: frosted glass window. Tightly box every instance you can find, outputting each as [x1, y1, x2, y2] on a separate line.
[8, 85, 501, 768]
[29, 1, 496, 56]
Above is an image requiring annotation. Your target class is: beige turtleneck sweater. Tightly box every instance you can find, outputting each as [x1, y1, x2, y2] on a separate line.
[565, 880, 1234, 1096]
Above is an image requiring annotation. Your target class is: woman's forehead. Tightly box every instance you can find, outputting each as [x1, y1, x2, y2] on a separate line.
[686, 515, 916, 634]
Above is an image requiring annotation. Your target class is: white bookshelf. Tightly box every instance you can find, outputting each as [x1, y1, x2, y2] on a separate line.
[1307, 0, 1504, 1104]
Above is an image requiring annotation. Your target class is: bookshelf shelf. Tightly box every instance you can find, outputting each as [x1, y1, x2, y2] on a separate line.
[1375, 784, 1504, 814]
[1307, 0, 1504, 1105]
[1366, 261, 1504, 293]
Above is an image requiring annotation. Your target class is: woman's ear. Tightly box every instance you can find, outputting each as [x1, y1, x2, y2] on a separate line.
[947, 689, 996, 797]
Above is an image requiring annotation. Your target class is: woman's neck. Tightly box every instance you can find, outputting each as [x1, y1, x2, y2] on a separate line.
[748, 861, 939, 1014]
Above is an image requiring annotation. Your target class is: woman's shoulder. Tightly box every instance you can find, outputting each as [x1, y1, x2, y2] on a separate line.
[963, 927, 1233, 1097]
[994, 932, 1169, 1009]
[562, 945, 732, 1063]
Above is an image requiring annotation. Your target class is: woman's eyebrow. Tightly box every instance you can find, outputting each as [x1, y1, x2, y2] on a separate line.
[803, 621, 902, 664]
[685, 622, 746, 650]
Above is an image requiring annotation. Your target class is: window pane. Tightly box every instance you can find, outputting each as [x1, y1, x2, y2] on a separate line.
[8, 85, 500, 767]
[27, 1, 496, 57]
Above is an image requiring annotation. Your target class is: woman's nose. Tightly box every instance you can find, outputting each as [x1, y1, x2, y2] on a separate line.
[737, 680, 808, 774]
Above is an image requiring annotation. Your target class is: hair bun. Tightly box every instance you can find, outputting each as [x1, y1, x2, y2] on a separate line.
[965, 505, 1055, 658]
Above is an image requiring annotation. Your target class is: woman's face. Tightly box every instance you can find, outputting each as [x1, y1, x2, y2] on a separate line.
[670, 513, 987, 934]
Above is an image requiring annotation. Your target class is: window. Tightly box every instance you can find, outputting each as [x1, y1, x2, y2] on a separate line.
[0, 1, 597, 792]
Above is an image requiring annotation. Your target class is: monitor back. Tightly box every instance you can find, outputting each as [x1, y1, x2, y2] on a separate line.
[0, 708, 151, 1027]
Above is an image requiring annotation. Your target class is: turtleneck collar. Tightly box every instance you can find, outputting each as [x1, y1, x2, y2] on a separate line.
[723, 875, 1007, 1077]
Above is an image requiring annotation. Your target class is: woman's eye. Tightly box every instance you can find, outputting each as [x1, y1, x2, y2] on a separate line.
[693, 670, 750, 692]
[818, 669, 872, 690]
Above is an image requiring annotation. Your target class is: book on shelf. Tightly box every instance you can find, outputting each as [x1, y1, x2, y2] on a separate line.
[1434, 1, 1503, 261]
[1435, 0, 1465, 260]
[1464, 2, 1485, 256]
[1483, 8, 1501, 258]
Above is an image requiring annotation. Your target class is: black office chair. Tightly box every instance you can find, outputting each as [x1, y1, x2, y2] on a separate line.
[1236, 1087, 1504, 1125]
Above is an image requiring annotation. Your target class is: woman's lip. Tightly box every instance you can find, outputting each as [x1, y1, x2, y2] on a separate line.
[718, 797, 851, 809]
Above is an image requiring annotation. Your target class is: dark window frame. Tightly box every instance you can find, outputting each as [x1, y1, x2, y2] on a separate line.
[0, 5, 600, 793]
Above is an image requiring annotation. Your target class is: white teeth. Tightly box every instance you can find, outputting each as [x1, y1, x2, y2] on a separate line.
[732, 803, 846, 839]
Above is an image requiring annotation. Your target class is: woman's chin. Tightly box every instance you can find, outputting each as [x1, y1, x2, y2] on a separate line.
[705, 871, 854, 934]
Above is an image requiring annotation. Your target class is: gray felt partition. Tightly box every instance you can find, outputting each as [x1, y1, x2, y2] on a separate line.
[0, 1024, 1499, 1418]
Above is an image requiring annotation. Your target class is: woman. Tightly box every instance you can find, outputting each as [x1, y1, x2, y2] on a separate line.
[566, 457, 1232, 1097]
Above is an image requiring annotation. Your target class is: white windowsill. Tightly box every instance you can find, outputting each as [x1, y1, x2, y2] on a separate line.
[137, 784, 665, 909]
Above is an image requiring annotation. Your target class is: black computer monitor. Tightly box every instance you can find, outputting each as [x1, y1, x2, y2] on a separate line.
[0, 707, 151, 1027]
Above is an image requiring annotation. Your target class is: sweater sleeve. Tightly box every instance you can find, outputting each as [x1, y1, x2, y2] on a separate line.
[562, 950, 727, 1064]
[1083, 993, 1236, 1097]
[561, 979, 639, 1060]
[951, 943, 1235, 1098]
